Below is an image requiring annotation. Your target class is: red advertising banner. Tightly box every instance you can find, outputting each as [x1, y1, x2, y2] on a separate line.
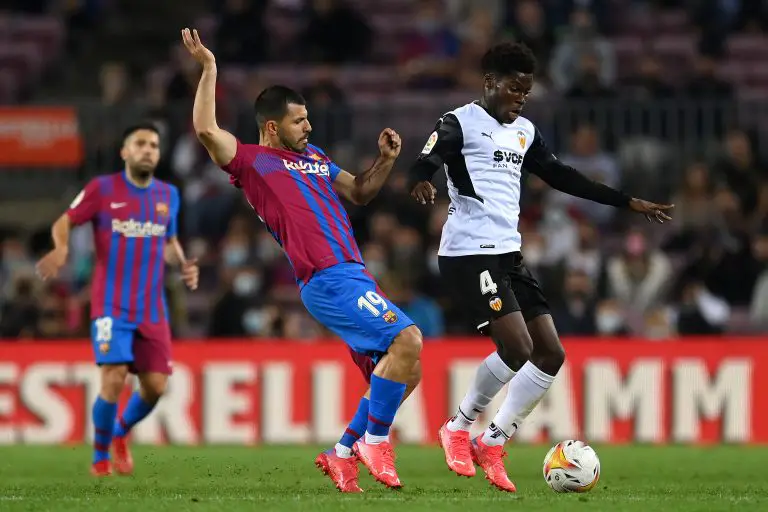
[0, 338, 764, 445]
[0, 107, 83, 167]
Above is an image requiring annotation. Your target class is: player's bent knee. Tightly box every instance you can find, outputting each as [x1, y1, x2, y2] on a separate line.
[390, 325, 423, 364]
[533, 338, 566, 375]
[491, 325, 533, 370]
[139, 373, 168, 402]
[408, 360, 423, 388]
[100, 364, 128, 400]
[549, 342, 566, 368]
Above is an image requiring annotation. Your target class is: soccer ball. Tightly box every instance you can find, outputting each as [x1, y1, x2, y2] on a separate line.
[542, 440, 600, 493]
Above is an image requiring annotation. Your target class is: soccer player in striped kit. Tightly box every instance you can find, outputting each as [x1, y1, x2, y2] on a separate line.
[182, 28, 423, 492]
[36, 123, 200, 477]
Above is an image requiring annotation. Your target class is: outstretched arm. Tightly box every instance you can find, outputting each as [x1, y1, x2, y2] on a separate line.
[182, 28, 237, 167]
[333, 128, 401, 205]
[524, 128, 673, 223]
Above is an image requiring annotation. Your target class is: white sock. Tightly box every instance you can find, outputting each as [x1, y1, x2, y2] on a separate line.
[482, 361, 555, 446]
[364, 431, 388, 445]
[335, 443, 354, 458]
[447, 352, 516, 432]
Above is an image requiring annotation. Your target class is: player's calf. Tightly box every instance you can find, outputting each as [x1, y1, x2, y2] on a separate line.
[112, 372, 167, 475]
[490, 313, 534, 371]
[367, 326, 422, 444]
[91, 364, 128, 474]
[333, 360, 421, 459]
[527, 314, 566, 376]
[354, 326, 421, 488]
[479, 316, 561, 453]
[442, 313, 532, 437]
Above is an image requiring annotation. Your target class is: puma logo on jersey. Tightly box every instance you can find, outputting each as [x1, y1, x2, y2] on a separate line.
[481, 132, 494, 141]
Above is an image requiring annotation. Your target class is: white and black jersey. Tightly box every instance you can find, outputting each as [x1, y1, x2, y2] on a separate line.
[409, 101, 632, 330]
[409, 101, 631, 257]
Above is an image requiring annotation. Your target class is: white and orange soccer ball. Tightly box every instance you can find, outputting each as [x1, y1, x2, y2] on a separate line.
[542, 440, 600, 493]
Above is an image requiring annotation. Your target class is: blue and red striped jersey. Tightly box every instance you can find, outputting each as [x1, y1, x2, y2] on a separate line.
[67, 171, 180, 322]
[222, 141, 363, 286]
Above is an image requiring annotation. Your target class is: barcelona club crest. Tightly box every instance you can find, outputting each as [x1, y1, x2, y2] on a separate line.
[517, 131, 526, 149]
[382, 310, 398, 324]
[489, 296, 503, 312]
[156, 202, 169, 216]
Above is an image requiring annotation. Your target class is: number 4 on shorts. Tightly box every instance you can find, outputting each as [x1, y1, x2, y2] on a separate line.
[479, 270, 498, 295]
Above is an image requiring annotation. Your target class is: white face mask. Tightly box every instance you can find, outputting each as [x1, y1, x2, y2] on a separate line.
[223, 245, 248, 267]
[524, 245, 544, 266]
[242, 309, 266, 334]
[233, 274, 261, 297]
[596, 310, 623, 334]
[366, 260, 386, 278]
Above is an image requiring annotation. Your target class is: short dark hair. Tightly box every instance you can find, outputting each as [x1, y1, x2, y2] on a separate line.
[254, 85, 306, 127]
[481, 42, 537, 77]
[122, 122, 160, 143]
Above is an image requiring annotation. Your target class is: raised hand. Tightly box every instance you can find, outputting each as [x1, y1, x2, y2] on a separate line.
[378, 128, 402, 159]
[181, 28, 215, 69]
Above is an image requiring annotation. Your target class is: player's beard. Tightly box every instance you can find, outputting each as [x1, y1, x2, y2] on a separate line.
[279, 131, 307, 153]
[128, 162, 155, 183]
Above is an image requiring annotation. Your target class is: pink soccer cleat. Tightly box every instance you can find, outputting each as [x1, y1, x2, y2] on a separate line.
[438, 420, 476, 477]
[90, 459, 112, 477]
[471, 436, 517, 492]
[112, 435, 134, 475]
[353, 440, 402, 489]
[315, 450, 363, 493]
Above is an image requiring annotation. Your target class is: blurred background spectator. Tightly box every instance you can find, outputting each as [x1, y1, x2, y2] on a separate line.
[2, 0, 768, 341]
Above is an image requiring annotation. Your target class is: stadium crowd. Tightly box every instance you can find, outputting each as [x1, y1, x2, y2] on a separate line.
[2, 0, 768, 340]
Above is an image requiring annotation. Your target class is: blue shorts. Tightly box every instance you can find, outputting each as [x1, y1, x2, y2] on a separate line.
[301, 263, 414, 359]
[90, 316, 173, 374]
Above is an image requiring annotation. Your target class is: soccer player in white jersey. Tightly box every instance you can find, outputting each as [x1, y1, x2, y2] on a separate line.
[408, 42, 673, 492]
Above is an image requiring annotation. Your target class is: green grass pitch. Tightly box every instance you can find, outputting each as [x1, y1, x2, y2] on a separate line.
[1, 445, 766, 511]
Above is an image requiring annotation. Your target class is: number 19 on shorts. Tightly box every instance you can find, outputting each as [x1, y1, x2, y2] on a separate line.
[358, 291, 388, 317]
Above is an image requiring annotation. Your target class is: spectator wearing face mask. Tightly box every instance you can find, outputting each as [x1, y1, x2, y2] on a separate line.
[362, 242, 389, 280]
[220, 234, 252, 269]
[594, 298, 630, 336]
[550, 265, 598, 336]
[208, 266, 266, 337]
[606, 230, 672, 314]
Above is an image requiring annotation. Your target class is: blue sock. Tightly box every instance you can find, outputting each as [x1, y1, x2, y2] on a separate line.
[339, 397, 369, 448]
[114, 392, 156, 438]
[367, 375, 406, 438]
[92, 396, 118, 463]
